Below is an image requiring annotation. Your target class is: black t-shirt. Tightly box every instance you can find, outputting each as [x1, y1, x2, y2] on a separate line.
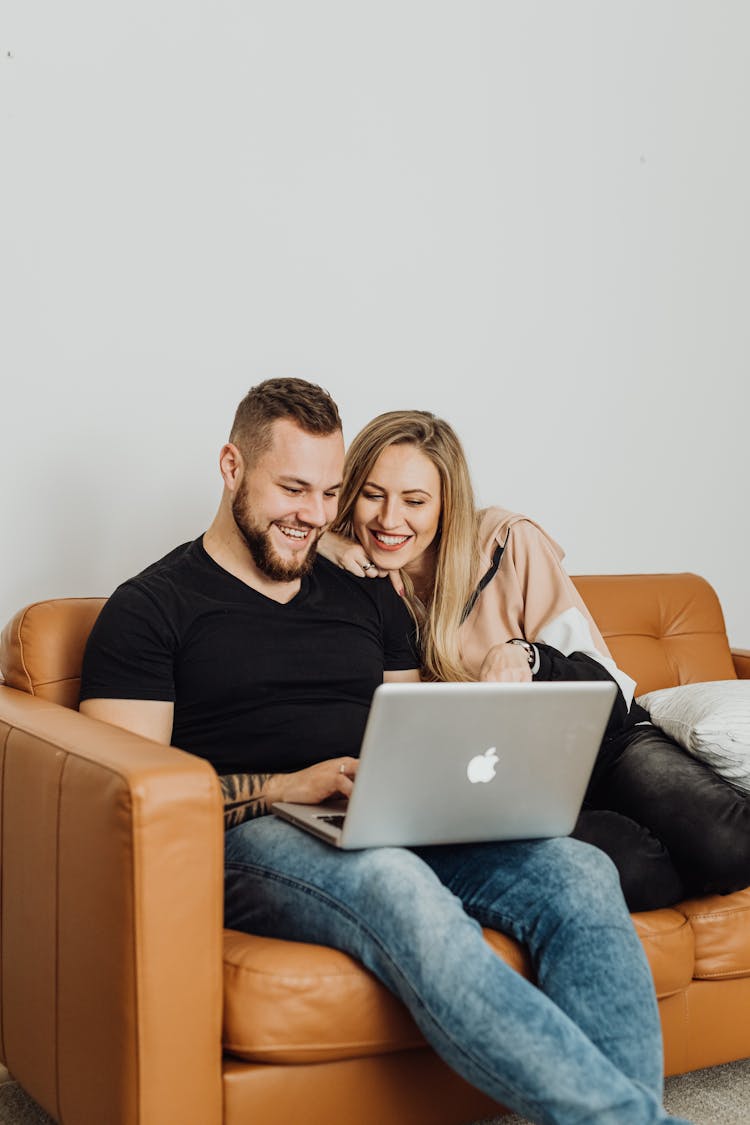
[80, 538, 418, 774]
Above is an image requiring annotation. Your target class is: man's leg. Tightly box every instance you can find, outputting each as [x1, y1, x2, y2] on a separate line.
[225, 819, 686, 1125]
[415, 836, 663, 1093]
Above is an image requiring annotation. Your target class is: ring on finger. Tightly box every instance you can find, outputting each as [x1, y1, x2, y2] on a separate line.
[339, 761, 347, 773]
[361, 561, 374, 572]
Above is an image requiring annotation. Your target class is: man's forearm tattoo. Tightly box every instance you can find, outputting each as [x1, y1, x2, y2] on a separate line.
[220, 772, 275, 830]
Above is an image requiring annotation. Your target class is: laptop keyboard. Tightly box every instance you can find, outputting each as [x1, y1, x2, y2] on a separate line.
[317, 814, 346, 828]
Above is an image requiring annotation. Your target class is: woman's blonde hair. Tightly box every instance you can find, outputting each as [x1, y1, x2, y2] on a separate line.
[333, 411, 479, 682]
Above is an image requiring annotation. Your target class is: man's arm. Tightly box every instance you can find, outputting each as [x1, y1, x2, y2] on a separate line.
[220, 671, 419, 827]
[219, 772, 278, 828]
[218, 758, 360, 828]
[80, 698, 360, 829]
[80, 698, 174, 743]
[219, 672, 419, 826]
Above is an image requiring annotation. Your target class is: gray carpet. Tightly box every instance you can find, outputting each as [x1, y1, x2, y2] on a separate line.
[3, 1059, 750, 1122]
[478, 1057, 750, 1123]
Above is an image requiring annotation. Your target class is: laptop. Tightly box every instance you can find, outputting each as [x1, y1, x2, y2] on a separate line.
[272, 679, 617, 849]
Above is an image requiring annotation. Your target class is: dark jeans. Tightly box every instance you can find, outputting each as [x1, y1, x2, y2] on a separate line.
[572, 724, 750, 912]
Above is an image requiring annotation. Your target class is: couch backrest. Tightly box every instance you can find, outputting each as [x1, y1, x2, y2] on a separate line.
[572, 573, 736, 694]
[0, 598, 107, 709]
[0, 574, 737, 708]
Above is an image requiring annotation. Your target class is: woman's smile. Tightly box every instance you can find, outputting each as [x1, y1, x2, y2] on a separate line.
[367, 530, 413, 551]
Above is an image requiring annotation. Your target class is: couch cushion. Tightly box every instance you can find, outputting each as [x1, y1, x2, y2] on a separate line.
[677, 887, 750, 980]
[572, 574, 736, 693]
[223, 908, 695, 1064]
[631, 909, 695, 998]
[222, 928, 536, 1066]
[222, 930, 424, 1064]
[0, 599, 106, 709]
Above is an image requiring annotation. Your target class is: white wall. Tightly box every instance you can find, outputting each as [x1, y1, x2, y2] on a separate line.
[2, 2, 749, 646]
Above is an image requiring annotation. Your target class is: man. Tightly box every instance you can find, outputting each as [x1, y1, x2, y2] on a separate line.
[80, 378, 688, 1125]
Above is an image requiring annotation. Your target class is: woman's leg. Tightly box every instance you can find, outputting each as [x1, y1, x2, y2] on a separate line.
[225, 818, 685, 1125]
[571, 808, 686, 910]
[590, 725, 750, 898]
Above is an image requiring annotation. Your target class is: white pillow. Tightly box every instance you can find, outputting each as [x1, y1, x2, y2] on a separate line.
[637, 681, 750, 794]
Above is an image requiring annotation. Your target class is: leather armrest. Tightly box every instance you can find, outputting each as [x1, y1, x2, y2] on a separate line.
[0, 687, 224, 1125]
[732, 649, 750, 680]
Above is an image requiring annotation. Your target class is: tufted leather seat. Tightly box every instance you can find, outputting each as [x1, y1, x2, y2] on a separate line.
[1, 573, 749, 1124]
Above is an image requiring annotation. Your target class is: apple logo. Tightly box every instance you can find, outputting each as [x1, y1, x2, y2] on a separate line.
[466, 747, 499, 784]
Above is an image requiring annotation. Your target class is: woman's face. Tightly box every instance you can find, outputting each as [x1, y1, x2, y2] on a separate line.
[352, 443, 442, 572]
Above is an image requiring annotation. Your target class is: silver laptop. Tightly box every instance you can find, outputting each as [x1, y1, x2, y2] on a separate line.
[273, 680, 616, 849]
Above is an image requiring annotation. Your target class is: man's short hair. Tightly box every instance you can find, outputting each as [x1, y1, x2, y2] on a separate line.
[229, 378, 342, 464]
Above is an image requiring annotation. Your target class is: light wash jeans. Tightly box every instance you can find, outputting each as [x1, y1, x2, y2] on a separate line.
[225, 819, 692, 1125]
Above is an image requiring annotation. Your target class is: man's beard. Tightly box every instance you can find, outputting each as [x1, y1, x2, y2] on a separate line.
[232, 492, 320, 582]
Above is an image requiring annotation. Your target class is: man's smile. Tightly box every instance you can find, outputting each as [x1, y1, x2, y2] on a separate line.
[275, 522, 314, 543]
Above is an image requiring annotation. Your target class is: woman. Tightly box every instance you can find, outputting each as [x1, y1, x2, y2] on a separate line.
[320, 410, 750, 911]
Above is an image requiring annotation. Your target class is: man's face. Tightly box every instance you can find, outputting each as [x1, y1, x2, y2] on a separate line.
[232, 418, 345, 582]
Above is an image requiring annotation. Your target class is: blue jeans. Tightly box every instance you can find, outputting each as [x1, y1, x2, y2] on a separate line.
[225, 819, 691, 1125]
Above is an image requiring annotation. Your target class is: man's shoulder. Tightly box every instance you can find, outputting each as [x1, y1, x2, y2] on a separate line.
[309, 559, 416, 667]
[131, 539, 200, 584]
[310, 553, 393, 598]
[101, 539, 206, 630]
[312, 556, 402, 609]
[80, 542, 203, 702]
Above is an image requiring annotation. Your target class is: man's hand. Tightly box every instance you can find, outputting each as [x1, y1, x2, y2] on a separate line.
[221, 758, 360, 829]
[265, 757, 360, 806]
[478, 643, 532, 683]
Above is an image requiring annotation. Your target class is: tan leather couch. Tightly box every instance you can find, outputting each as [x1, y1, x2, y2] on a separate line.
[1, 573, 749, 1125]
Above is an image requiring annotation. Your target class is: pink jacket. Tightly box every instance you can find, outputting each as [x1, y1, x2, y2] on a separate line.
[458, 508, 636, 707]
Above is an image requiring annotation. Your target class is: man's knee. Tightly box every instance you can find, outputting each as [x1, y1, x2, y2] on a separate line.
[539, 836, 625, 914]
[353, 846, 457, 913]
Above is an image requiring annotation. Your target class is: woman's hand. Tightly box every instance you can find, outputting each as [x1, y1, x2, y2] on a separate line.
[265, 757, 360, 806]
[478, 643, 532, 683]
[318, 531, 404, 595]
[318, 530, 385, 577]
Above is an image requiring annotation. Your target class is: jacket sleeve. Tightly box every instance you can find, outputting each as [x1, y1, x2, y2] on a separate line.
[532, 642, 649, 738]
[499, 519, 639, 711]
